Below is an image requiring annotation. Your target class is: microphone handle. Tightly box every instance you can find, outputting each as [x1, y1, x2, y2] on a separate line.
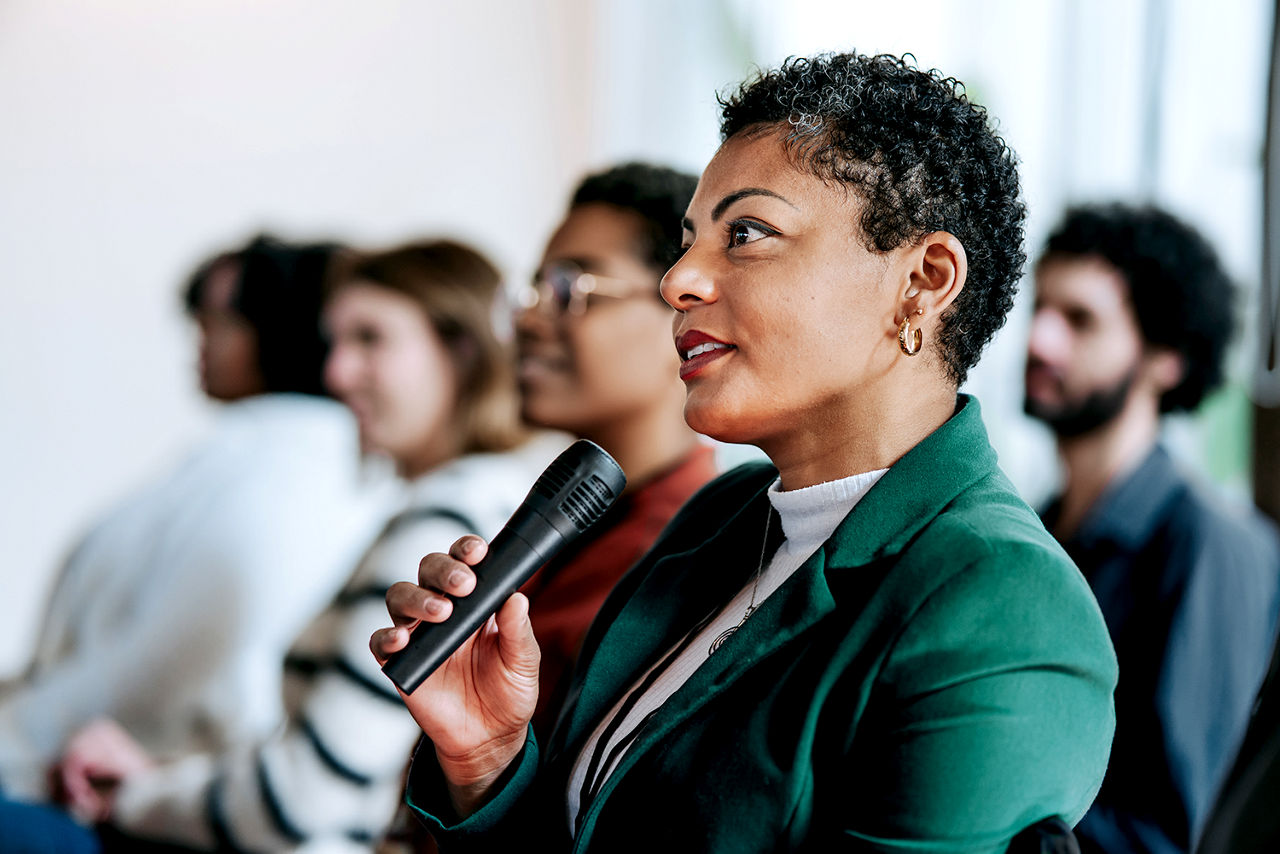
[381, 517, 561, 695]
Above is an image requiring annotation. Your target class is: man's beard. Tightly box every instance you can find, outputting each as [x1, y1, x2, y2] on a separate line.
[1024, 363, 1138, 438]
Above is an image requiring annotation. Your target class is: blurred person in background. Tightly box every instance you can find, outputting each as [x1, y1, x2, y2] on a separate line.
[373, 52, 1117, 852]
[0, 235, 388, 807]
[512, 162, 716, 739]
[1024, 204, 1280, 854]
[56, 240, 559, 852]
[377, 163, 716, 853]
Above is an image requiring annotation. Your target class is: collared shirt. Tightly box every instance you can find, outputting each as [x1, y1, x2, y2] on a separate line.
[1043, 445, 1280, 854]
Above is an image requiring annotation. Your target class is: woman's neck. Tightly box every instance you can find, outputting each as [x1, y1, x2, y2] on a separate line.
[765, 381, 956, 491]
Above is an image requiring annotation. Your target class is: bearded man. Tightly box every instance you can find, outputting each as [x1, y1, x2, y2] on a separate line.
[1024, 203, 1280, 854]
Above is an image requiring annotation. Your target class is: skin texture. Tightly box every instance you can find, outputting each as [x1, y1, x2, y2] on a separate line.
[663, 130, 965, 490]
[516, 202, 698, 488]
[193, 260, 266, 402]
[323, 282, 461, 478]
[371, 128, 973, 814]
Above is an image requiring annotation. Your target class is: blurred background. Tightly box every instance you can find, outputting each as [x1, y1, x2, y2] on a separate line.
[2, 0, 1274, 678]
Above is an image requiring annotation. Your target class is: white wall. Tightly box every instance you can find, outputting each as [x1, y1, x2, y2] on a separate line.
[0, 0, 601, 677]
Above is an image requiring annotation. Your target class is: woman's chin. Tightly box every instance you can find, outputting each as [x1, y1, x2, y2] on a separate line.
[683, 400, 752, 447]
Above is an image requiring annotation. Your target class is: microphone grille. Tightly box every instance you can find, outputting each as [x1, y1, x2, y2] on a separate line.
[529, 440, 626, 530]
[560, 473, 618, 530]
[532, 458, 573, 501]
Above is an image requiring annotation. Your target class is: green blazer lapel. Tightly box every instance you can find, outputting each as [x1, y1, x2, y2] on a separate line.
[586, 395, 1000, 791]
[823, 394, 998, 569]
[579, 517, 842, 828]
[562, 396, 1001, 815]
[554, 466, 777, 754]
[652, 541, 838, 717]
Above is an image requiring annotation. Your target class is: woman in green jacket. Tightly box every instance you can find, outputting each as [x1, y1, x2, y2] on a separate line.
[372, 51, 1118, 853]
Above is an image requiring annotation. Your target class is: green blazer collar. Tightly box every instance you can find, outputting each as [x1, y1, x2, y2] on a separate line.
[823, 393, 996, 567]
[637, 394, 999, 706]
[562, 395, 1000, 837]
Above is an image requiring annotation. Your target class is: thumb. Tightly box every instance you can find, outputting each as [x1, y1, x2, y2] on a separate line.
[494, 592, 540, 680]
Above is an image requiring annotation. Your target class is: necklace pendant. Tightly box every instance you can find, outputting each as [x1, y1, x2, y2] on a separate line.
[709, 605, 758, 656]
[708, 626, 736, 655]
[709, 507, 772, 657]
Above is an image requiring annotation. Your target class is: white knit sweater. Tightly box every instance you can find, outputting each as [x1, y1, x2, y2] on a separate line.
[110, 436, 566, 852]
[0, 394, 392, 802]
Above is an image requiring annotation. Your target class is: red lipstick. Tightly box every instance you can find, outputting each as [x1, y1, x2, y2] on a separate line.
[675, 330, 734, 380]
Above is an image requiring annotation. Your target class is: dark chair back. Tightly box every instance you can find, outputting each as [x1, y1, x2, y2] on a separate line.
[1008, 816, 1081, 854]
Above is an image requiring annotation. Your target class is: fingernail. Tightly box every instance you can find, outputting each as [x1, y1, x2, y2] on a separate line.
[425, 598, 443, 616]
[448, 570, 466, 589]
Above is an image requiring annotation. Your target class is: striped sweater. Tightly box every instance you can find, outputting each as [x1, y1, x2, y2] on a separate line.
[110, 439, 563, 852]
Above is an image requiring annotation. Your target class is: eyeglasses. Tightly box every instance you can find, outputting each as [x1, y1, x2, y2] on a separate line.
[518, 261, 657, 317]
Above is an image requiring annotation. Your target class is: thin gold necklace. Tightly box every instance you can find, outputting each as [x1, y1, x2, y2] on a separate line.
[708, 508, 771, 655]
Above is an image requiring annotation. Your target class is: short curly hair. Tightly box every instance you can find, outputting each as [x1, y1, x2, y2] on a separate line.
[719, 52, 1027, 386]
[571, 162, 699, 273]
[1039, 204, 1236, 413]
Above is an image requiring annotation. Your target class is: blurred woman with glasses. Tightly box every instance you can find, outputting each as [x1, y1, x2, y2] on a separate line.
[512, 163, 717, 738]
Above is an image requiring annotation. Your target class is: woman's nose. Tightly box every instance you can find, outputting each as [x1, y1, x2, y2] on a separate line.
[660, 245, 718, 311]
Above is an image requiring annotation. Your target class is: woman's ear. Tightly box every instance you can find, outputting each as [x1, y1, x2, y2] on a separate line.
[903, 231, 967, 317]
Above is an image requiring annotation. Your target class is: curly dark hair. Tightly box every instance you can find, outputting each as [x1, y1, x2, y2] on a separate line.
[571, 162, 699, 273]
[183, 234, 342, 397]
[719, 52, 1027, 385]
[1039, 204, 1236, 413]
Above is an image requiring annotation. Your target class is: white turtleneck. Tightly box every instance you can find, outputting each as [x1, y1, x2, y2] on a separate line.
[566, 466, 889, 833]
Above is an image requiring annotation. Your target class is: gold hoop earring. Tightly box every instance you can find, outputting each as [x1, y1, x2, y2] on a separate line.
[898, 311, 923, 356]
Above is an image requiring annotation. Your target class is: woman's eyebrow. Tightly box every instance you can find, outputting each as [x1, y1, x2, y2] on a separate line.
[711, 187, 797, 221]
[682, 188, 798, 235]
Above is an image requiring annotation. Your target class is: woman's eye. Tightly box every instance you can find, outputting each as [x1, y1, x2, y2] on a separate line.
[727, 221, 771, 248]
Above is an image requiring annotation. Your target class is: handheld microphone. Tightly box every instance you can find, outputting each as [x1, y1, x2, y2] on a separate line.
[382, 439, 626, 695]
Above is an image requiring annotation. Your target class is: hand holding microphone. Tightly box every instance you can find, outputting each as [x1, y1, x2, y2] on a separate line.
[369, 440, 625, 816]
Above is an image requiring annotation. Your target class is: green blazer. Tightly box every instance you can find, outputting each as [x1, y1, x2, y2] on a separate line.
[408, 396, 1118, 852]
